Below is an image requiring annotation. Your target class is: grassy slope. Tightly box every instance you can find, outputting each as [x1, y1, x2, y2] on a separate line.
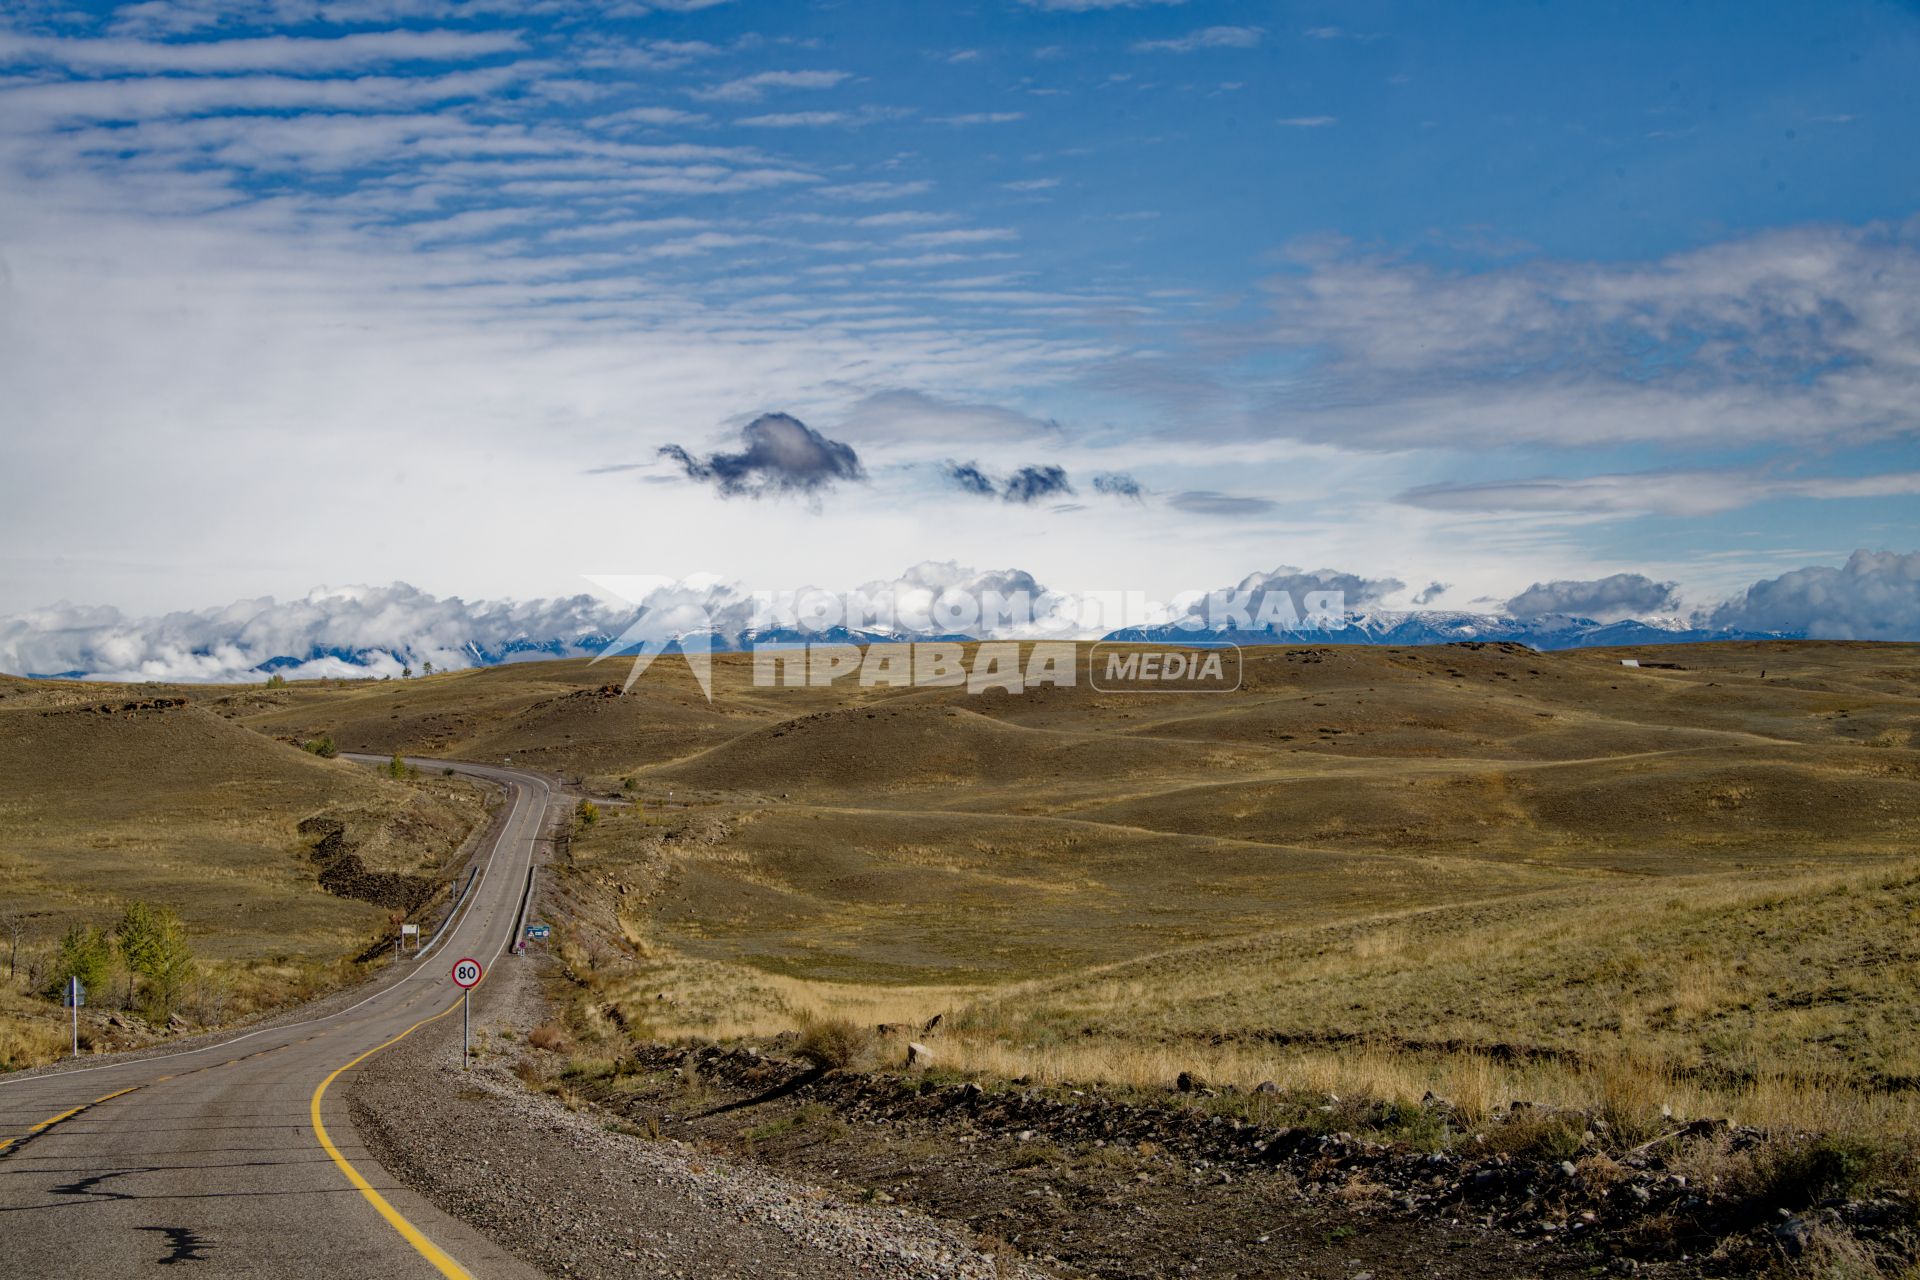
[0, 676, 487, 1066]
[211, 642, 1920, 1138]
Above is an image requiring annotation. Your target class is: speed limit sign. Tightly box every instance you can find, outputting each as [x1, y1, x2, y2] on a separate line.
[451, 957, 483, 988]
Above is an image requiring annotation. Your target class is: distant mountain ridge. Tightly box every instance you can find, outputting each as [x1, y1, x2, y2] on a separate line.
[19, 611, 1799, 683]
[1100, 609, 1793, 651]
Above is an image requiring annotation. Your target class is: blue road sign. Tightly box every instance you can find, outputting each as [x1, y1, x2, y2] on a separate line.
[525, 924, 551, 940]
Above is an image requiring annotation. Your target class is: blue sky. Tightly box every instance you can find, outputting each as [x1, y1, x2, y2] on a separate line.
[0, 0, 1915, 632]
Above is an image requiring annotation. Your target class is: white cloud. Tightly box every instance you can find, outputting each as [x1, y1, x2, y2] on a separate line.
[1132, 26, 1265, 54]
[834, 389, 1061, 444]
[0, 584, 625, 683]
[735, 106, 910, 128]
[0, 66, 525, 119]
[590, 105, 712, 128]
[1707, 550, 1920, 640]
[736, 111, 851, 127]
[819, 179, 935, 201]
[895, 227, 1017, 247]
[689, 69, 851, 103]
[1247, 221, 1920, 449]
[1397, 469, 1920, 517]
[930, 111, 1025, 125]
[1276, 115, 1337, 127]
[0, 28, 525, 73]
[1017, 0, 1187, 9]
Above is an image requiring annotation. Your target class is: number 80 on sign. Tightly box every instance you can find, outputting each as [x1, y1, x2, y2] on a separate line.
[451, 958, 483, 988]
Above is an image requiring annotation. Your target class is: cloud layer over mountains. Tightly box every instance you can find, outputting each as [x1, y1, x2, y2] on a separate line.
[2, 551, 1914, 684]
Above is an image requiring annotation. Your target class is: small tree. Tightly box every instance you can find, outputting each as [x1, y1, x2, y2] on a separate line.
[304, 735, 337, 758]
[402, 664, 413, 679]
[45, 923, 113, 1001]
[116, 901, 162, 1005]
[386, 753, 416, 781]
[264, 673, 287, 689]
[577, 800, 600, 827]
[421, 660, 434, 676]
[116, 902, 195, 1018]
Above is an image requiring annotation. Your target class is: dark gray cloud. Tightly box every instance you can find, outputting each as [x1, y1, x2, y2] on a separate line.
[660, 412, 865, 498]
[1706, 549, 1920, 640]
[1002, 464, 1074, 504]
[1411, 581, 1449, 605]
[1091, 471, 1144, 501]
[942, 460, 1076, 504]
[1504, 573, 1679, 620]
[1168, 489, 1277, 517]
[941, 459, 998, 497]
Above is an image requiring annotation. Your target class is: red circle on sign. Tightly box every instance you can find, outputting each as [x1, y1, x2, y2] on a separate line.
[451, 957, 483, 988]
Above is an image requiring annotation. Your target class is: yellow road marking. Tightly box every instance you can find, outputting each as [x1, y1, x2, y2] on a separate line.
[0, 1085, 144, 1156]
[310, 997, 471, 1280]
[29, 1106, 85, 1133]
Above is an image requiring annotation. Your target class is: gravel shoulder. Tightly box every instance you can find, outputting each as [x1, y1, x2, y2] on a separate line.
[347, 951, 1047, 1279]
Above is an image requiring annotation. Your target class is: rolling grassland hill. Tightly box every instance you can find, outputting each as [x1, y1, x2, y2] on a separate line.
[0, 675, 488, 1067]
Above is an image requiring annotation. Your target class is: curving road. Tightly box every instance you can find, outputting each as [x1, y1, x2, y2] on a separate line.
[0, 759, 555, 1279]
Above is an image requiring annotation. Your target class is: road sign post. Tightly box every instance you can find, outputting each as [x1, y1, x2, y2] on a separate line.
[451, 957, 483, 1069]
[65, 976, 84, 1057]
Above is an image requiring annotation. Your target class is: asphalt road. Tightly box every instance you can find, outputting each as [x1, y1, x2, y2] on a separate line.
[0, 758, 556, 1279]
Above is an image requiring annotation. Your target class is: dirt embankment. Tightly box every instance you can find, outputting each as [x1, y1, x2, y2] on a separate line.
[298, 815, 438, 913]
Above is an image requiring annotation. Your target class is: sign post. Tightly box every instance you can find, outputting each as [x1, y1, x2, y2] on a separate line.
[64, 976, 85, 1057]
[400, 923, 419, 954]
[451, 957, 483, 1069]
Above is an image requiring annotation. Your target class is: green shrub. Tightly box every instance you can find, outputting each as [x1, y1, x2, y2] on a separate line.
[304, 735, 337, 758]
[45, 923, 113, 1001]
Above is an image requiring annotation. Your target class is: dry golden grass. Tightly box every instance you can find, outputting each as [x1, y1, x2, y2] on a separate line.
[0, 676, 488, 1068]
[482, 642, 1920, 1158]
[15, 643, 1918, 1161]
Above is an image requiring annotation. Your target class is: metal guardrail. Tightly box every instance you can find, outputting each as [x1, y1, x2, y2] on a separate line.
[418, 866, 478, 958]
[510, 865, 537, 954]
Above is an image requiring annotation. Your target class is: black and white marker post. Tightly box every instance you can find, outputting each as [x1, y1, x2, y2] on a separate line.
[64, 976, 84, 1057]
[451, 957, 482, 1069]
